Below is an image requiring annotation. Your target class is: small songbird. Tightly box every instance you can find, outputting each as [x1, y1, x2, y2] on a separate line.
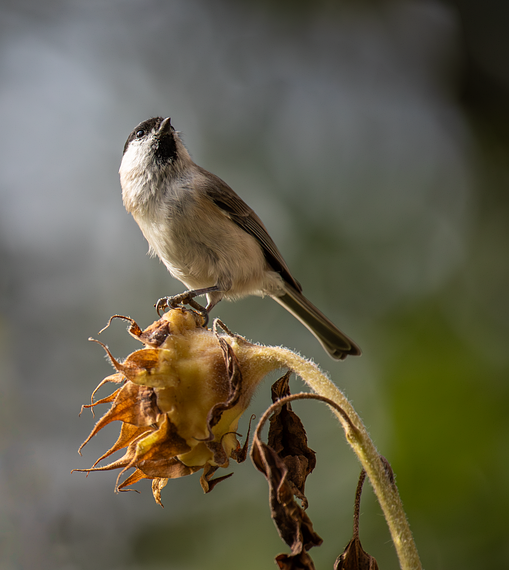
[119, 117, 361, 360]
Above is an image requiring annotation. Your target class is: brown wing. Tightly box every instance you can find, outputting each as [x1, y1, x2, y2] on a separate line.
[197, 166, 302, 292]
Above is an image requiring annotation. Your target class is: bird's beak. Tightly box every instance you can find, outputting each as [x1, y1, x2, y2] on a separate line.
[158, 117, 173, 134]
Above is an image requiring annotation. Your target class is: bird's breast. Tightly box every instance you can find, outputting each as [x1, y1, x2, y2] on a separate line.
[132, 187, 281, 297]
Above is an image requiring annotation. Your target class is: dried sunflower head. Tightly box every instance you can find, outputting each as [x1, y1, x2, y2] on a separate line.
[74, 307, 278, 505]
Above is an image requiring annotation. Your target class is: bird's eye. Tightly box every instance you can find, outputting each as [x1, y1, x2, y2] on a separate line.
[136, 129, 145, 138]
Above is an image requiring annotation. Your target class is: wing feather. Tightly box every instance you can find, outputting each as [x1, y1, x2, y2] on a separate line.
[197, 167, 302, 292]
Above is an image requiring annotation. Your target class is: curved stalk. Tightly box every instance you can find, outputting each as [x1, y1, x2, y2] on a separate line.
[249, 345, 422, 570]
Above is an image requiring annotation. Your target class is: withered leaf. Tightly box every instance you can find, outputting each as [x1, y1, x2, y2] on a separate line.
[89, 337, 162, 384]
[204, 337, 244, 436]
[73, 442, 138, 476]
[379, 455, 395, 487]
[201, 472, 234, 493]
[75, 415, 192, 488]
[230, 413, 255, 464]
[80, 386, 122, 416]
[251, 438, 322, 570]
[134, 414, 191, 467]
[275, 550, 316, 570]
[88, 372, 125, 409]
[117, 468, 146, 492]
[119, 348, 162, 381]
[137, 456, 201, 481]
[118, 460, 200, 506]
[334, 470, 379, 570]
[199, 463, 234, 493]
[98, 314, 171, 347]
[92, 423, 153, 467]
[204, 440, 229, 468]
[268, 372, 316, 508]
[152, 478, 169, 507]
[334, 536, 379, 570]
[127, 316, 171, 347]
[112, 383, 161, 426]
[79, 383, 161, 454]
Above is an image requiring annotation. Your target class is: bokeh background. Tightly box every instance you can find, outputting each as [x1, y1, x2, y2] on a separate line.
[1, 0, 508, 568]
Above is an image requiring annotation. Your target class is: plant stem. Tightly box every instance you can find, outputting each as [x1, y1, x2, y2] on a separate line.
[261, 346, 422, 570]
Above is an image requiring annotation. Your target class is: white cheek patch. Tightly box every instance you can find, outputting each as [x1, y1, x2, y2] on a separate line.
[120, 137, 161, 212]
[120, 140, 152, 178]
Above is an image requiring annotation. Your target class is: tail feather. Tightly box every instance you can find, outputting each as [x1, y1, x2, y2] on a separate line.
[272, 286, 361, 360]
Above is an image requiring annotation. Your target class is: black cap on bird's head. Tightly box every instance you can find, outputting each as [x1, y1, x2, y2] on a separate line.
[123, 117, 177, 163]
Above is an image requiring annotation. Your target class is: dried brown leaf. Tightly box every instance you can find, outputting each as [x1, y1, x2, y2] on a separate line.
[73, 443, 137, 475]
[230, 413, 255, 464]
[75, 414, 192, 483]
[251, 438, 322, 569]
[138, 456, 201, 481]
[275, 550, 316, 570]
[89, 372, 126, 409]
[110, 383, 161, 426]
[92, 423, 153, 467]
[268, 373, 316, 508]
[78, 383, 160, 454]
[199, 463, 234, 493]
[99, 314, 171, 347]
[204, 337, 244, 436]
[151, 478, 169, 507]
[116, 468, 146, 492]
[334, 469, 379, 570]
[133, 414, 191, 467]
[334, 536, 379, 570]
[117, 459, 200, 504]
[126, 316, 172, 347]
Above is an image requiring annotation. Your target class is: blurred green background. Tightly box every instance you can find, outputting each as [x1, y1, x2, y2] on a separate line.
[1, 0, 508, 568]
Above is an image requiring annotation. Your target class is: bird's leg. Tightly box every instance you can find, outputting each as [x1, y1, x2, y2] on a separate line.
[155, 285, 222, 326]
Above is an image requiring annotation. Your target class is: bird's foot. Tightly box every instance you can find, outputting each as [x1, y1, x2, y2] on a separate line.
[155, 292, 209, 327]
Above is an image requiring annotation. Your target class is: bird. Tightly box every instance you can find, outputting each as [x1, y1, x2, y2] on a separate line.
[119, 116, 361, 360]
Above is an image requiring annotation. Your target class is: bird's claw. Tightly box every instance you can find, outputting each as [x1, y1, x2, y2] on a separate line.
[155, 293, 187, 316]
[155, 296, 170, 316]
[155, 293, 209, 327]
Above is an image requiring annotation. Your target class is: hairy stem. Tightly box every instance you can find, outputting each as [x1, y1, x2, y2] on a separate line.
[256, 345, 422, 570]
